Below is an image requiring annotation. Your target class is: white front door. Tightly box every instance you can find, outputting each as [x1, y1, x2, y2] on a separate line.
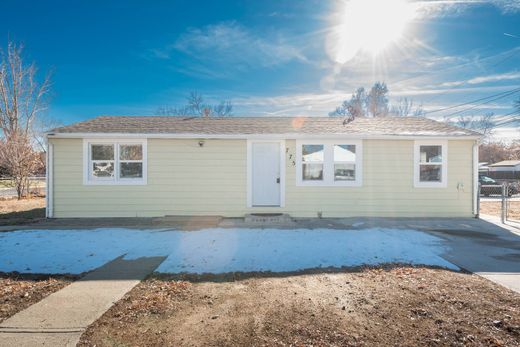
[252, 142, 281, 206]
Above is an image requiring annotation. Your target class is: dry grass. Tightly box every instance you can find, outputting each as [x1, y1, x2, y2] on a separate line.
[0, 197, 45, 226]
[480, 201, 520, 220]
[0, 197, 45, 213]
[0, 273, 76, 323]
[80, 266, 520, 347]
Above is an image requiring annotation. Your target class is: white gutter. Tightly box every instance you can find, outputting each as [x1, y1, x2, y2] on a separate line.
[46, 139, 54, 218]
[46, 132, 482, 141]
[473, 140, 479, 217]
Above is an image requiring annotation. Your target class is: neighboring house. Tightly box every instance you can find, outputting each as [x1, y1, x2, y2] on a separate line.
[488, 160, 520, 180]
[46, 116, 481, 218]
[479, 162, 490, 175]
[488, 160, 520, 172]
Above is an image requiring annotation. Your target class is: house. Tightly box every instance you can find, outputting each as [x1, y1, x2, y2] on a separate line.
[45, 116, 481, 218]
[488, 160, 520, 172]
[488, 160, 520, 180]
[479, 162, 490, 175]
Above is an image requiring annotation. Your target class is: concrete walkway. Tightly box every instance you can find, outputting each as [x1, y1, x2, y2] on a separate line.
[0, 255, 165, 347]
[426, 216, 520, 293]
[470, 215, 520, 293]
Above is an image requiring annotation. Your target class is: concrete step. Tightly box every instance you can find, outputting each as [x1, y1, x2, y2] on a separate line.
[244, 213, 293, 224]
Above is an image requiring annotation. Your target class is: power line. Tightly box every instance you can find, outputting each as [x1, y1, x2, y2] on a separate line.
[439, 88, 520, 119]
[392, 46, 520, 88]
[424, 87, 520, 116]
[494, 110, 520, 127]
[393, 47, 520, 107]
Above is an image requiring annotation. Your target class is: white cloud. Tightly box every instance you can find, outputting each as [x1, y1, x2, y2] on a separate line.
[416, 0, 520, 17]
[230, 83, 517, 118]
[169, 21, 307, 70]
[232, 92, 346, 116]
[468, 71, 520, 84]
[492, 126, 520, 142]
[487, 0, 520, 12]
[392, 84, 517, 96]
[433, 71, 520, 88]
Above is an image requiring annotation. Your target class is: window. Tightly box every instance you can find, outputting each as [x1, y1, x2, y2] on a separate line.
[119, 145, 143, 179]
[296, 140, 362, 186]
[91, 144, 115, 179]
[84, 139, 147, 185]
[302, 144, 324, 181]
[334, 144, 356, 181]
[414, 141, 447, 188]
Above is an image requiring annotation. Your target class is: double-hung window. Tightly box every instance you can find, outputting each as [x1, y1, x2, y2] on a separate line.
[414, 141, 447, 188]
[302, 144, 324, 181]
[84, 139, 147, 185]
[296, 140, 362, 186]
[334, 144, 356, 181]
[90, 144, 115, 180]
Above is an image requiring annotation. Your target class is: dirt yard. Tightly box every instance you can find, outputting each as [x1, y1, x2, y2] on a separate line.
[0, 197, 45, 226]
[79, 266, 520, 347]
[481, 200, 520, 220]
[0, 272, 76, 322]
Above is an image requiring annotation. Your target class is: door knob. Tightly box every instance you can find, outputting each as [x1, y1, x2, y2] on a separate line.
[276, 178, 280, 183]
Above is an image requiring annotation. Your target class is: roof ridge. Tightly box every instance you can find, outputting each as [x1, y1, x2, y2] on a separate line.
[48, 115, 482, 138]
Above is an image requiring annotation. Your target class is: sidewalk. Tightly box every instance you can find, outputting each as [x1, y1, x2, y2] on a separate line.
[0, 255, 165, 347]
[479, 213, 520, 236]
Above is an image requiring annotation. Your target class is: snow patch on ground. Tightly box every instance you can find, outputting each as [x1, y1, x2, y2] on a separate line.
[0, 228, 457, 274]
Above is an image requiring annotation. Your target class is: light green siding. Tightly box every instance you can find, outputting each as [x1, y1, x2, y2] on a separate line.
[49, 138, 475, 218]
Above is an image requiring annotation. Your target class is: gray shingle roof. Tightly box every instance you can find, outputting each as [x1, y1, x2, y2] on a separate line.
[489, 160, 520, 167]
[49, 116, 481, 137]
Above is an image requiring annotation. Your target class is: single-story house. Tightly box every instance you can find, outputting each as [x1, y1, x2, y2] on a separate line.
[488, 160, 520, 172]
[478, 162, 490, 175]
[46, 116, 481, 218]
[487, 160, 520, 180]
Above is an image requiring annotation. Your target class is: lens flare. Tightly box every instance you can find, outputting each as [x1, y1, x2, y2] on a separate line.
[327, 0, 417, 63]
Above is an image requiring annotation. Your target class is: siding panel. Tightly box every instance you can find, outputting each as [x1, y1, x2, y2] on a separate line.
[50, 138, 474, 218]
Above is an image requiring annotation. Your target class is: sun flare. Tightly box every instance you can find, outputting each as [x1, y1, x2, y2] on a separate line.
[328, 0, 417, 63]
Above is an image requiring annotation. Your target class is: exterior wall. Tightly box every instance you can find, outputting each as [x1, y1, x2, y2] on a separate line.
[49, 137, 475, 218]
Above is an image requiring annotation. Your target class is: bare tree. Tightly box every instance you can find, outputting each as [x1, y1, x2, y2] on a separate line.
[450, 112, 496, 140]
[329, 87, 367, 118]
[330, 82, 391, 118]
[391, 97, 425, 117]
[0, 134, 42, 198]
[0, 42, 50, 199]
[157, 92, 233, 117]
[479, 140, 520, 163]
[367, 82, 389, 117]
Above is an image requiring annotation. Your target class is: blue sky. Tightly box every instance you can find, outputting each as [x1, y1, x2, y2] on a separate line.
[1, 0, 519, 139]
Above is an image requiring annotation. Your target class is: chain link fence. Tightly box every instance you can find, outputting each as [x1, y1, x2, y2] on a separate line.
[478, 182, 520, 223]
[505, 183, 520, 223]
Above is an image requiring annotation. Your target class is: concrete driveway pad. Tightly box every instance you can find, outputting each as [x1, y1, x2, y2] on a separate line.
[0, 227, 458, 274]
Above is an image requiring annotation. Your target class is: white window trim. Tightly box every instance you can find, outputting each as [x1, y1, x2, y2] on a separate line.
[83, 138, 147, 185]
[414, 140, 447, 188]
[296, 139, 363, 187]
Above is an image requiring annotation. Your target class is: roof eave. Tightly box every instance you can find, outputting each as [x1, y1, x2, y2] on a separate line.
[46, 132, 482, 140]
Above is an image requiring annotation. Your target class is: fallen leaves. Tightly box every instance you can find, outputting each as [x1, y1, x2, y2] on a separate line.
[80, 267, 520, 347]
[0, 273, 75, 322]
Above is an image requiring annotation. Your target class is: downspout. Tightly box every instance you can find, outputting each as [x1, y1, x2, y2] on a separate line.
[46, 137, 54, 218]
[472, 140, 479, 218]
